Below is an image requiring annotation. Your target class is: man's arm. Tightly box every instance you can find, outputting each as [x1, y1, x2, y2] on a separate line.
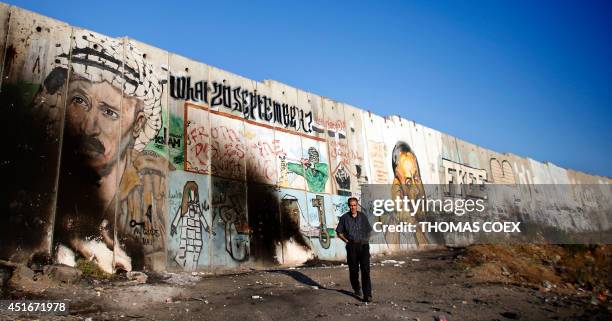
[287, 162, 305, 176]
[335, 216, 349, 243]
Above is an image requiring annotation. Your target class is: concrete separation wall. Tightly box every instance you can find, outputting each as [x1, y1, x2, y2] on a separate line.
[0, 4, 610, 273]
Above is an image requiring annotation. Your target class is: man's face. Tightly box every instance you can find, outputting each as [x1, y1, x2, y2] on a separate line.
[349, 200, 359, 215]
[65, 79, 144, 176]
[395, 152, 424, 199]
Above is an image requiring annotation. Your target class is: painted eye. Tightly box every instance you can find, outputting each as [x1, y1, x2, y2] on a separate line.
[71, 95, 89, 109]
[101, 107, 119, 120]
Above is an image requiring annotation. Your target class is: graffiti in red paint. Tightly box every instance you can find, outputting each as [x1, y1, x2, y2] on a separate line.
[210, 125, 246, 180]
[246, 139, 286, 183]
[186, 125, 210, 174]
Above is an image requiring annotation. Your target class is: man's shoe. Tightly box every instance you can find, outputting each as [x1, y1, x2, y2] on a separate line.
[364, 295, 372, 303]
[354, 289, 362, 297]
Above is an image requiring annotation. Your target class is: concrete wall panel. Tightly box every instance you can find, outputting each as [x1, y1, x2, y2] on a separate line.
[167, 171, 212, 270]
[278, 187, 313, 265]
[2, 5, 610, 271]
[245, 121, 278, 184]
[0, 7, 72, 262]
[276, 130, 306, 190]
[362, 113, 392, 184]
[210, 112, 246, 180]
[0, 3, 11, 87]
[211, 176, 249, 269]
[298, 136, 332, 194]
[323, 99, 351, 196]
[343, 104, 367, 196]
[168, 54, 210, 171]
[116, 39, 170, 271]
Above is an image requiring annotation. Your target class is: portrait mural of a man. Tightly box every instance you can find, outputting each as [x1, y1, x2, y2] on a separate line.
[45, 30, 168, 273]
[389, 141, 428, 246]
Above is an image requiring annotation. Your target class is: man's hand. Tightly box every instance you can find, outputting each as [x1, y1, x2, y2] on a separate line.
[338, 233, 349, 244]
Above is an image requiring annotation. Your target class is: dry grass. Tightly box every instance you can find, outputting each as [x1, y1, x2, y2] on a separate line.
[458, 244, 611, 295]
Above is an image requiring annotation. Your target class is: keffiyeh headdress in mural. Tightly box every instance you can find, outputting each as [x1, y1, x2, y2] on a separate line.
[54, 30, 163, 151]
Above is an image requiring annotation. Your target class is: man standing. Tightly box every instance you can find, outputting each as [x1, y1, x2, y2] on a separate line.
[336, 197, 373, 302]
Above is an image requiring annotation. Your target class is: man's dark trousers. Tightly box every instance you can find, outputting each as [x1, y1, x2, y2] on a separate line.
[346, 242, 371, 297]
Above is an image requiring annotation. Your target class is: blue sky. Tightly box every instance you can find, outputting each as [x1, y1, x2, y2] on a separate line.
[6, 0, 612, 177]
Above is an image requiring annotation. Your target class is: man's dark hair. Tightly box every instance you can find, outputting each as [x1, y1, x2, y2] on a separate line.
[347, 197, 359, 205]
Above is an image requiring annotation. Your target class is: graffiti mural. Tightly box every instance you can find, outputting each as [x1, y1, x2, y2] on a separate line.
[344, 105, 367, 195]
[168, 74, 313, 133]
[2, 6, 611, 272]
[278, 188, 313, 264]
[210, 113, 246, 180]
[245, 123, 279, 184]
[441, 158, 488, 197]
[211, 177, 249, 266]
[185, 103, 211, 174]
[51, 30, 167, 273]
[276, 131, 306, 190]
[490, 158, 517, 184]
[168, 176, 213, 270]
[287, 137, 330, 193]
[390, 141, 428, 246]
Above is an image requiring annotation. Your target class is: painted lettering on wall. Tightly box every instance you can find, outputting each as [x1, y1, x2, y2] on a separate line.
[169, 75, 313, 134]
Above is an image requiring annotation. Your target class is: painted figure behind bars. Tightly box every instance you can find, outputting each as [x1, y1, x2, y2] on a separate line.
[170, 181, 212, 270]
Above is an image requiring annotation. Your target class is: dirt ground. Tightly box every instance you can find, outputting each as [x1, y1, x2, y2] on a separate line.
[1, 247, 610, 321]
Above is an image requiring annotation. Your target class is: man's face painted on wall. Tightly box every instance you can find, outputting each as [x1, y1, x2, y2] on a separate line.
[395, 152, 424, 200]
[65, 79, 144, 177]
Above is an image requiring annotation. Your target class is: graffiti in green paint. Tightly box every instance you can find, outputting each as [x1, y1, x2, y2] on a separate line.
[287, 147, 329, 193]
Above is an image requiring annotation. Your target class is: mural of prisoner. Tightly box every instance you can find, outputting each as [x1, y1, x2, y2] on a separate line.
[389, 141, 428, 246]
[53, 30, 167, 273]
[170, 181, 212, 270]
[287, 146, 329, 193]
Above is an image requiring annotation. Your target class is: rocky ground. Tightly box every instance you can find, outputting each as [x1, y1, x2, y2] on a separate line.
[1, 247, 610, 321]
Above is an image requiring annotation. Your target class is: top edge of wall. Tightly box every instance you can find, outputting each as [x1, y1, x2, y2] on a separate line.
[3, 2, 609, 182]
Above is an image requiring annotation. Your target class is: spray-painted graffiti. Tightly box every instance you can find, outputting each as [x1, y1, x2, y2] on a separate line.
[368, 141, 390, 183]
[170, 181, 213, 270]
[311, 195, 331, 249]
[441, 158, 488, 198]
[390, 141, 428, 246]
[245, 125, 283, 184]
[281, 191, 334, 250]
[490, 158, 516, 184]
[333, 163, 352, 196]
[209, 114, 246, 180]
[3, 6, 612, 273]
[211, 178, 249, 262]
[287, 147, 329, 193]
[169, 75, 313, 133]
[185, 105, 211, 174]
[49, 30, 166, 273]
